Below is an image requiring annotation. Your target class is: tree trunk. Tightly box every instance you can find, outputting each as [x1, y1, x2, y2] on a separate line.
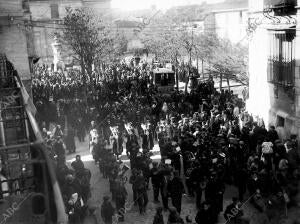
[185, 70, 189, 94]
[80, 58, 88, 104]
[226, 77, 230, 91]
[202, 59, 204, 79]
[175, 68, 179, 91]
[219, 73, 223, 91]
[174, 56, 179, 91]
[87, 63, 95, 95]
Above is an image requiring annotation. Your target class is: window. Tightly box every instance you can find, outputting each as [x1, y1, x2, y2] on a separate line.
[22, 0, 30, 12]
[50, 4, 59, 19]
[276, 115, 285, 127]
[267, 28, 296, 87]
[28, 57, 34, 74]
[239, 11, 243, 22]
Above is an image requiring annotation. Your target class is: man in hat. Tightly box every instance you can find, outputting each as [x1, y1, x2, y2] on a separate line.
[115, 178, 127, 222]
[150, 162, 162, 203]
[135, 170, 148, 214]
[53, 136, 65, 163]
[71, 155, 84, 173]
[126, 141, 139, 169]
[195, 201, 214, 224]
[205, 169, 225, 214]
[168, 170, 184, 214]
[101, 196, 115, 224]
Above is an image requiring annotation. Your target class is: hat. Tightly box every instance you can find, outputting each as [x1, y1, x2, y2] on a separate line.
[103, 196, 110, 201]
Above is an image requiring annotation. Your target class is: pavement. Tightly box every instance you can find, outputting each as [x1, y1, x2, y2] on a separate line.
[65, 137, 300, 224]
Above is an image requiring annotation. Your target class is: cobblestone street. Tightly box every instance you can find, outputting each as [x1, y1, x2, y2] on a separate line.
[65, 138, 300, 224]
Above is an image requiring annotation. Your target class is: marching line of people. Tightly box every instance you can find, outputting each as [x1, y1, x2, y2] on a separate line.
[32, 60, 300, 224]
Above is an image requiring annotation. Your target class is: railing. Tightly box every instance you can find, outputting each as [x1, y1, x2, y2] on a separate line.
[0, 59, 67, 223]
[267, 58, 295, 87]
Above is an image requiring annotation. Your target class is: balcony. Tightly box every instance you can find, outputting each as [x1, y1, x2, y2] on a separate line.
[264, 0, 297, 15]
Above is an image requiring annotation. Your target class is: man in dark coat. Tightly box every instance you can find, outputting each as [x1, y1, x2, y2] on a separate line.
[205, 171, 225, 214]
[53, 137, 65, 162]
[135, 170, 148, 214]
[141, 131, 154, 152]
[195, 201, 215, 224]
[286, 141, 300, 172]
[160, 172, 169, 210]
[267, 126, 279, 143]
[167, 171, 184, 214]
[76, 117, 85, 142]
[115, 179, 127, 222]
[71, 155, 84, 173]
[65, 125, 76, 153]
[236, 167, 248, 201]
[150, 162, 162, 203]
[126, 141, 139, 169]
[101, 196, 115, 224]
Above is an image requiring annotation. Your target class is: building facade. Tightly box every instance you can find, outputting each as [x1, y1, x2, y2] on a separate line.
[247, 0, 300, 140]
[0, 0, 33, 86]
[28, 0, 111, 66]
[204, 0, 249, 45]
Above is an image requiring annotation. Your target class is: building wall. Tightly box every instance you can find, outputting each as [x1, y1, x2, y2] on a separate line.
[29, 1, 52, 20]
[83, 0, 111, 14]
[0, 0, 31, 82]
[29, 0, 84, 21]
[247, 25, 271, 124]
[214, 9, 248, 44]
[29, 0, 111, 65]
[32, 26, 56, 64]
[0, 23, 31, 80]
[247, 0, 300, 141]
[294, 7, 300, 132]
[204, 13, 216, 34]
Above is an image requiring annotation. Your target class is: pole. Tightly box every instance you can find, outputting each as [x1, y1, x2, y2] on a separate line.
[202, 59, 204, 79]
[175, 57, 179, 90]
[186, 29, 194, 94]
[220, 73, 223, 91]
[189, 29, 193, 74]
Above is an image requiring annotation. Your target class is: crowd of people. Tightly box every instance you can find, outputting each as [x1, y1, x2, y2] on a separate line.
[32, 61, 300, 224]
[40, 123, 91, 223]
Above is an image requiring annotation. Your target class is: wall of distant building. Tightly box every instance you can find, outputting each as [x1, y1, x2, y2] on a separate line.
[213, 9, 248, 44]
[29, 0, 111, 65]
[0, 22, 31, 80]
[0, 0, 32, 83]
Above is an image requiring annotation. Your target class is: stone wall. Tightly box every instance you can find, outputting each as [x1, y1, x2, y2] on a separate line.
[0, 21, 31, 81]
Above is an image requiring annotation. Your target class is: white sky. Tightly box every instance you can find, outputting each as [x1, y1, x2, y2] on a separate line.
[111, 0, 225, 11]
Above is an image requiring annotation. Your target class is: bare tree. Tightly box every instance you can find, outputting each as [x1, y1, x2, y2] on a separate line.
[206, 39, 248, 90]
[59, 7, 112, 89]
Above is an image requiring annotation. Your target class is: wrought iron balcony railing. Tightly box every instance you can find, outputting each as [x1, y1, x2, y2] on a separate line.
[267, 58, 295, 87]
